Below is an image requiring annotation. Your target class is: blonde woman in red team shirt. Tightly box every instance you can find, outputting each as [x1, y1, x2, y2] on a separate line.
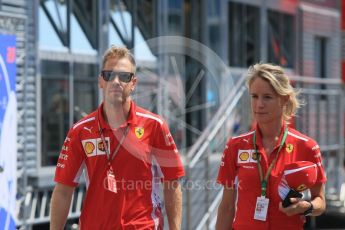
[50, 46, 185, 230]
[216, 63, 326, 230]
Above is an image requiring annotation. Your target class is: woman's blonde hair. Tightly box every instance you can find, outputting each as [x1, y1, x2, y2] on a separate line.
[246, 63, 302, 121]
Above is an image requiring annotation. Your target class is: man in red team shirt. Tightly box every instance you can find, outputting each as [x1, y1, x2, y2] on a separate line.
[50, 46, 185, 230]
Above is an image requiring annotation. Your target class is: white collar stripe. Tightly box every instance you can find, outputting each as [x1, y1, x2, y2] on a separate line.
[73, 117, 96, 129]
[232, 131, 255, 139]
[136, 112, 163, 124]
[287, 131, 308, 142]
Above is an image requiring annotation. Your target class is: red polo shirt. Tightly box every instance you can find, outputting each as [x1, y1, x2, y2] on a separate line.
[55, 101, 185, 229]
[217, 124, 326, 230]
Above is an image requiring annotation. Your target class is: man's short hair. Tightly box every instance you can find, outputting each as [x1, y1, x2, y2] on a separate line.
[102, 45, 136, 73]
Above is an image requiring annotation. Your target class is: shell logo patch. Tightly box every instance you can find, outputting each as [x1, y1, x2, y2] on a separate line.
[82, 138, 107, 157]
[286, 144, 294, 153]
[135, 127, 144, 139]
[238, 150, 258, 163]
[239, 152, 249, 161]
[84, 142, 95, 155]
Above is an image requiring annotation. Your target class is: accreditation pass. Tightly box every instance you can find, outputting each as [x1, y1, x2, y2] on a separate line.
[254, 196, 269, 221]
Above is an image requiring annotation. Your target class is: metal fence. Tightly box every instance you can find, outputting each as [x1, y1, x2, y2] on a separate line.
[183, 69, 250, 230]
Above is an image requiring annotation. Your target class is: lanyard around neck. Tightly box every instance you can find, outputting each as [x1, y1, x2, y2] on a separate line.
[97, 117, 129, 168]
[253, 125, 288, 197]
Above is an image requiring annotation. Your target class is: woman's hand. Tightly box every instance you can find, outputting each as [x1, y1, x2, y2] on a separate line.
[278, 198, 311, 216]
[279, 184, 326, 217]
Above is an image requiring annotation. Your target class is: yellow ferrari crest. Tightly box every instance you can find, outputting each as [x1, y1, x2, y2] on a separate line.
[135, 127, 144, 139]
[296, 184, 307, 192]
[286, 144, 294, 153]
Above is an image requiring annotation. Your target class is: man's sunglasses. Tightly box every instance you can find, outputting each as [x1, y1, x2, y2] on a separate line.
[101, 71, 134, 83]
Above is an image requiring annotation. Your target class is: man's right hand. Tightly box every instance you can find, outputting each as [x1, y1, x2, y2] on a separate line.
[50, 183, 75, 230]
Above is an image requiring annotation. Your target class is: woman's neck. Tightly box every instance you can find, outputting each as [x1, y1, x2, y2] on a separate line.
[258, 120, 284, 155]
[258, 120, 284, 140]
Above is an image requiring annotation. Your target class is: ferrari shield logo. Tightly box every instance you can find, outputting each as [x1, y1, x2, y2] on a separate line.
[135, 127, 144, 139]
[286, 144, 294, 153]
[296, 184, 307, 192]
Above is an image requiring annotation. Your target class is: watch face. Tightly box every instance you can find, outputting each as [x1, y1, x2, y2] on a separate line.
[304, 210, 312, 216]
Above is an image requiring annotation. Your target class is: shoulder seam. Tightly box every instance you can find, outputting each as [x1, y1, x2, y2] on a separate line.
[287, 131, 309, 142]
[232, 131, 255, 139]
[73, 117, 96, 129]
[136, 112, 163, 124]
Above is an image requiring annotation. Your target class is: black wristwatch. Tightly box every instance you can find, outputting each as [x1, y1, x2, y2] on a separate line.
[303, 201, 313, 216]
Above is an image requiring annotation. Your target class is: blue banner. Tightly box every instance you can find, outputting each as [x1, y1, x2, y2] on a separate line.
[0, 34, 17, 230]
